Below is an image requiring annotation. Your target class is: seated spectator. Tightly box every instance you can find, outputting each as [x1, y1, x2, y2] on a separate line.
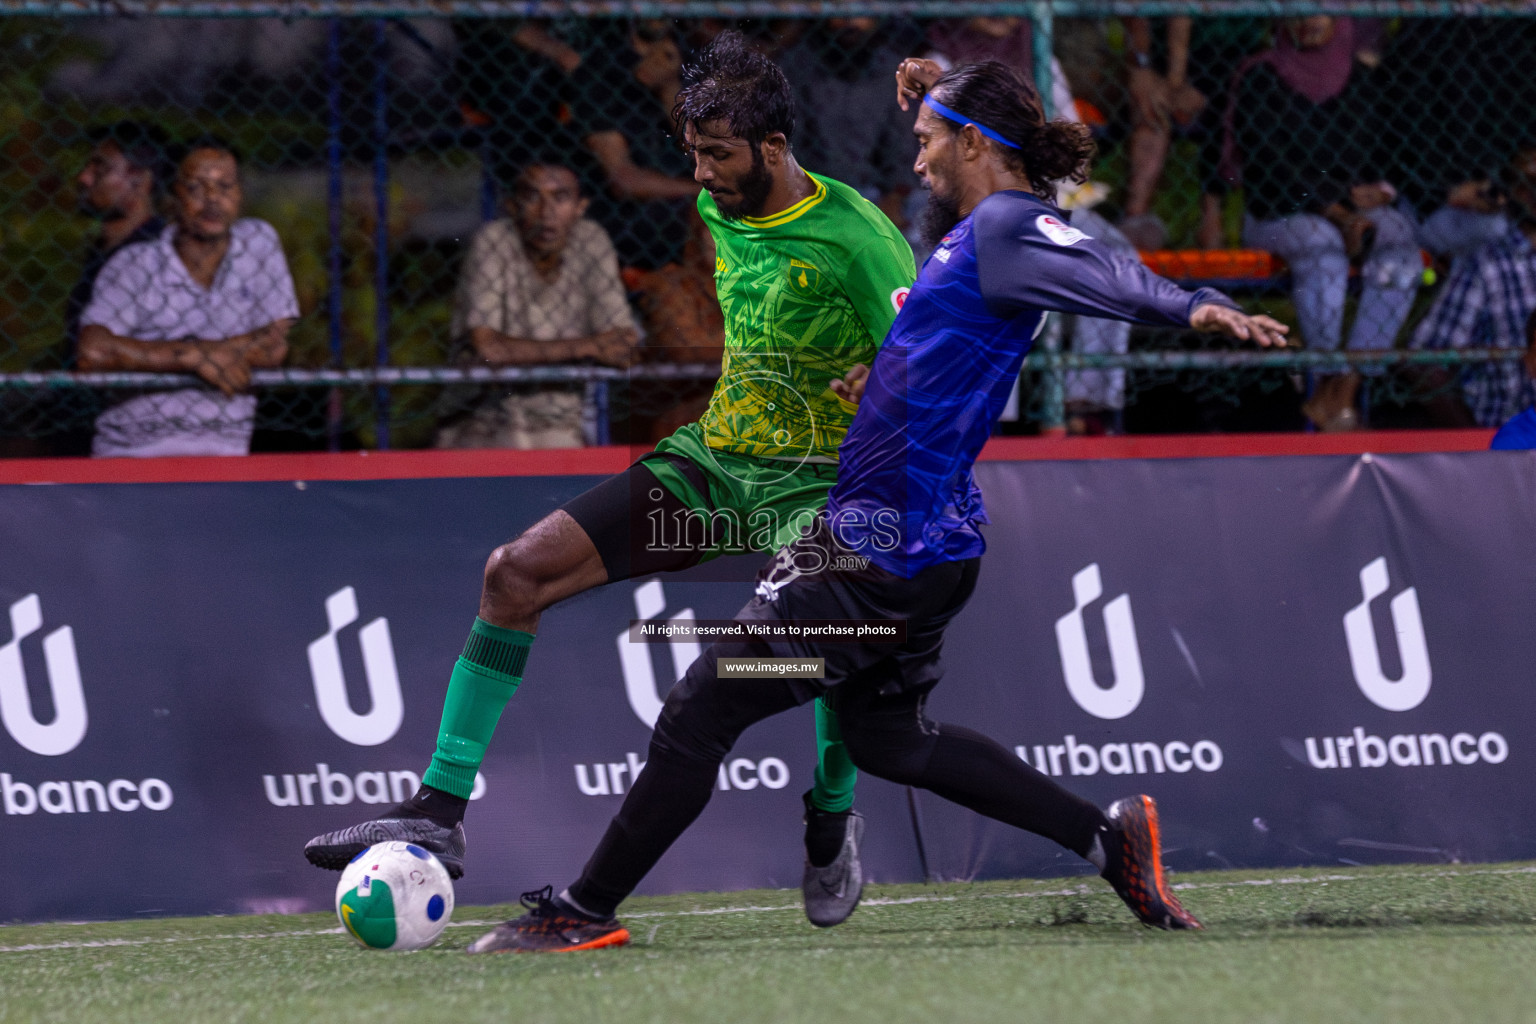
[1489, 309, 1536, 450]
[633, 212, 723, 365]
[632, 212, 724, 442]
[779, 18, 921, 239]
[1413, 144, 1536, 430]
[454, 19, 587, 192]
[1225, 16, 1421, 431]
[9, 121, 172, 459]
[435, 163, 639, 450]
[69, 121, 171, 361]
[1119, 16, 1270, 249]
[572, 20, 699, 269]
[1375, 17, 1536, 269]
[1063, 206, 1138, 434]
[1418, 177, 1512, 270]
[78, 139, 295, 457]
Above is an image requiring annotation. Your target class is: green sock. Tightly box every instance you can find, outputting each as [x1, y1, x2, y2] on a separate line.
[809, 696, 857, 813]
[421, 618, 535, 799]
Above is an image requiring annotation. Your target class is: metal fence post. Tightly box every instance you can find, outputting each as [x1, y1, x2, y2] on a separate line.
[373, 18, 392, 450]
[325, 19, 344, 452]
[1032, 0, 1056, 119]
[1031, 0, 1066, 433]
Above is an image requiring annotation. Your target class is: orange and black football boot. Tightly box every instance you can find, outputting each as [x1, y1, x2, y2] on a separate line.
[466, 886, 631, 953]
[1101, 795, 1203, 931]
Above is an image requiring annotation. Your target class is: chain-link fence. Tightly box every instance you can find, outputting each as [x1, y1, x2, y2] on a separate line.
[2, 2, 1533, 455]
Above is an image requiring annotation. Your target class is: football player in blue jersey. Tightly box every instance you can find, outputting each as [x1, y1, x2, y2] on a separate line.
[468, 58, 1287, 953]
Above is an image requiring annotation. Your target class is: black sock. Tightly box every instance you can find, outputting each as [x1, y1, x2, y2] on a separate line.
[803, 790, 851, 868]
[1091, 823, 1123, 878]
[394, 785, 469, 829]
[566, 745, 721, 920]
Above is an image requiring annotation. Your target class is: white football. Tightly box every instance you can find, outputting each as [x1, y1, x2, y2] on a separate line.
[335, 841, 454, 950]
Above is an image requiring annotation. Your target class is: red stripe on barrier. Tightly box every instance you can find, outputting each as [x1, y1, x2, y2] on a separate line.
[0, 446, 644, 484]
[974, 430, 1497, 462]
[0, 430, 1496, 485]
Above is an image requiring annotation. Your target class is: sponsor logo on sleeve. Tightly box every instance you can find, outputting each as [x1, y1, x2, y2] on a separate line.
[890, 287, 910, 312]
[1036, 214, 1087, 246]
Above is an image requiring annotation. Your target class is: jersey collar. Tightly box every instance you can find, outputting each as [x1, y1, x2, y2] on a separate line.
[740, 175, 827, 229]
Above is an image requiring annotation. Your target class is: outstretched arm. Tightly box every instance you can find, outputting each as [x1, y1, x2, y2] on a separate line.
[1189, 303, 1289, 347]
[972, 198, 1287, 346]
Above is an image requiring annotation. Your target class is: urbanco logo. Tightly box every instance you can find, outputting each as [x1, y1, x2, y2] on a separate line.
[1054, 564, 1144, 720]
[616, 580, 700, 728]
[0, 594, 87, 756]
[1030, 565, 1221, 777]
[1342, 557, 1431, 712]
[308, 587, 403, 746]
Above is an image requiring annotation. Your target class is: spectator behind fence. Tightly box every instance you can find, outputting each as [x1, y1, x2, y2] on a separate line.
[1418, 177, 1513, 271]
[69, 122, 171, 360]
[1375, 17, 1536, 267]
[77, 140, 295, 458]
[572, 20, 699, 269]
[779, 18, 921, 237]
[1413, 144, 1536, 430]
[1224, 15, 1420, 431]
[435, 163, 639, 450]
[1119, 16, 1270, 250]
[633, 211, 724, 442]
[454, 19, 586, 192]
[1062, 207, 1139, 434]
[11, 121, 175, 459]
[925, 17, 1034, 81]
[1489, 310, 1536, 450]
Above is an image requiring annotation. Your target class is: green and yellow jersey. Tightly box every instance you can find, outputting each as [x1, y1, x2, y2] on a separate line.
[695, 172, 916, 463]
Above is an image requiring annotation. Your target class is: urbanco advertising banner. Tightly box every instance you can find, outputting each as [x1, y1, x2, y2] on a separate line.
[920, 451, 1536, 881]
[0, 448, 1533, 921]
[0, 474, 921, 922]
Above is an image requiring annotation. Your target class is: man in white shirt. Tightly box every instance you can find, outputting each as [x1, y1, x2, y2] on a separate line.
[79, 139, 297, 457]
[436, 163, 638, 449]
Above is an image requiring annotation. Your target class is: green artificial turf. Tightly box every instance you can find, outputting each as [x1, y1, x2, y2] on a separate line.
[2, 862, 1534, 1024]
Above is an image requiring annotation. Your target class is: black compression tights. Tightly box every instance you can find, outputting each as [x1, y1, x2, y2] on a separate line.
[566, 652, 1109, 919]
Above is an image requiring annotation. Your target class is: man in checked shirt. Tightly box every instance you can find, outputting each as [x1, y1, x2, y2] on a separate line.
[1412, 143, 1536, 429]
[78, 138, 296, 457]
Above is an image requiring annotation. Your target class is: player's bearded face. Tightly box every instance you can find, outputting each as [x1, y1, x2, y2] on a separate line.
[712, 143, 774, 220]
[920, 146, 964, 249]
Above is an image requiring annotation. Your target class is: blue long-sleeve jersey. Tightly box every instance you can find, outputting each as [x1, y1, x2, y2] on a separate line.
[825, 189, 1235, 578]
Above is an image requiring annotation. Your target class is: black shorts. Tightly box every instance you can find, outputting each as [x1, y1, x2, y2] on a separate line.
[559, 454, 716, 582]
[712, 516, 982, 704]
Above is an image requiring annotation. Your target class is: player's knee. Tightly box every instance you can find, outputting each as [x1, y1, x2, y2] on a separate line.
[839, 714, 928, 786]
[481, 543, 544, 620]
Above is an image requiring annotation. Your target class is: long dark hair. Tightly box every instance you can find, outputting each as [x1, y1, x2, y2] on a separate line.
[927, 60, 1094, 199]
[671, 31, 796, 147]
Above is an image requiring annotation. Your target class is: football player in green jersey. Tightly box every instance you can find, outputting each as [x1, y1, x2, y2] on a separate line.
[303, 31, 914, 930]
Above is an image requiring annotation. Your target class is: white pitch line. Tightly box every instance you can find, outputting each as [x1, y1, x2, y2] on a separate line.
[0, 927, 346, 953]
[2, 865, 1532, 954]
